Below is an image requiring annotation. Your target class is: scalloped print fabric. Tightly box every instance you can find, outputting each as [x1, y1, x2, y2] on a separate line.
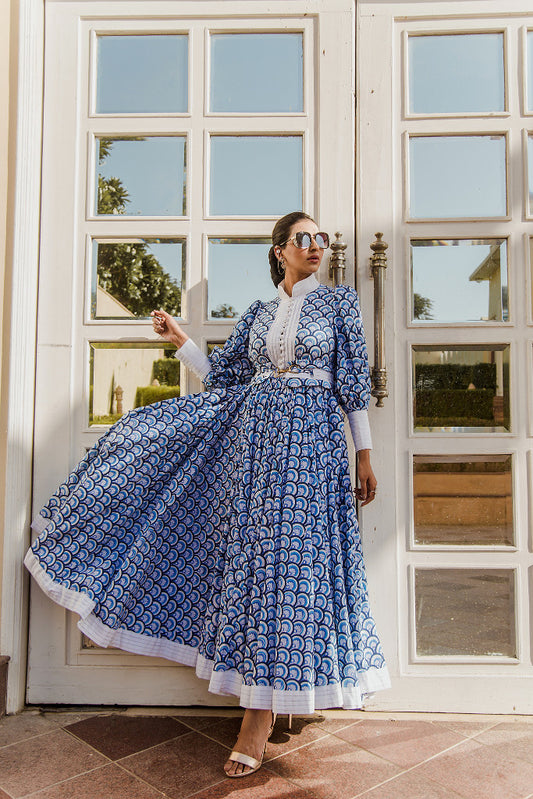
[25, 283, 390, 713]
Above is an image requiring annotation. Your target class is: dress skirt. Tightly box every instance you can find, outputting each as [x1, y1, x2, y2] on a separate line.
[25, 370, 390, 713]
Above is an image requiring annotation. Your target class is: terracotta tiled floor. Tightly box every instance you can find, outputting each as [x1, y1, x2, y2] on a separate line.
[1, 708, 532, 799]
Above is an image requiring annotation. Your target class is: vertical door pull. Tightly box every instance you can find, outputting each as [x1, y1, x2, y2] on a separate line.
[370, 233, 389, 407]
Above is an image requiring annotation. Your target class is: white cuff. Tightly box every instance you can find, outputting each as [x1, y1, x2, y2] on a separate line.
[347, 409, 372, 451]
[174, 338, 212, 381]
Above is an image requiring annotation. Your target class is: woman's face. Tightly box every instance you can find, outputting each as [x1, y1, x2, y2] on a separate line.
[278, 218, 324, 278]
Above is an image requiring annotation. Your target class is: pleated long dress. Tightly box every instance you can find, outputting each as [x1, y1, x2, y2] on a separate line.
[25, 272, 391, 713]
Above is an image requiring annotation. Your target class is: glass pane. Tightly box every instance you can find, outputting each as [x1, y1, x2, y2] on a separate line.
[409, 33, 504, 114]
[210, 136, 302, 216]
[530, 238, 533, 315]
[210, 33, 303, 113]
[413, 345, 510, 432]
[415, 569, 516, 657]
[413, 455, 513, 546]
[528, 135, 533, 215]
[208, 239, 278, 318]
[91, 239, 185, 320]
[528, 32, 533, 111]
[409, 135, 507, 219]
[89, 342, 179, 426]
[96, 34, 188, 114]
[411, 239, 508, 323]
[95, 136, 186, 217]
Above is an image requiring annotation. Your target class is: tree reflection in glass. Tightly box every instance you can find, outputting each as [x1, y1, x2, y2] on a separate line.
[89, 342, 179, 426]
[95, 136, 186, 217]
[413, 345, 510, 432]
[411, 239, 508, 323]
[91, 239, 185, 320]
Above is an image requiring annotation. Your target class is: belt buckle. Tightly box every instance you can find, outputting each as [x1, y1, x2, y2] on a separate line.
[275, 363, 298, 376]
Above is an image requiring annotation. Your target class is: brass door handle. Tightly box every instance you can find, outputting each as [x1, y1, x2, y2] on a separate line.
[370, 233, 389, 407]
[328, 231, 389, 406]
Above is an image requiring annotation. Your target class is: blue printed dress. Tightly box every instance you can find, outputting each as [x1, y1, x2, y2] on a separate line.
[25, 273, 390, 713]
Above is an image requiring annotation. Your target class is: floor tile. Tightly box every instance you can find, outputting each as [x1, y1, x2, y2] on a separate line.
[314, 717, 363, 734]
[43, 711, 104, 727]
[0, 713, 58, 748]
[186, 767, 313, 798]
[119, 730, 231, 799]
[0, 729, 108, 798]
[23, 763, 164, 798]
[265, 733, 401, 798]
[358, 769, 467, 798]
[416, 737, 533, 799]
[438, 720, 499, 737]
[196, 714, 329, 762]
[64, 713, 190, 760]
[473, 722, 533, 765]
[174, 715, 230, 732]
[334, 719, 465, 768]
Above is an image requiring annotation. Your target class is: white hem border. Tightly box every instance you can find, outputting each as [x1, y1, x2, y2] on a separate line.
[24, 545, 391, 713]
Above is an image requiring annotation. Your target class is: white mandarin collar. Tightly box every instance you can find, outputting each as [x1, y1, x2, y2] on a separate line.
[278, 272, 320, 300]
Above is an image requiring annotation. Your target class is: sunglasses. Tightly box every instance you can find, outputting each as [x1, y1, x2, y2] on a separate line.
[283, 231, 330, 250]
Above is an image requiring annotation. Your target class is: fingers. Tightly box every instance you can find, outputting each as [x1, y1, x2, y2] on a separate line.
[151, 309, 168, 335]
[354, 477, 378, 506]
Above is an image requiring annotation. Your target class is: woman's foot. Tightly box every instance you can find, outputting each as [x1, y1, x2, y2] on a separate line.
[224, 709, 274, 777]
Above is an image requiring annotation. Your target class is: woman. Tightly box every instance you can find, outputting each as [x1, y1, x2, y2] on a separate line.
[25, 211, 390, 779]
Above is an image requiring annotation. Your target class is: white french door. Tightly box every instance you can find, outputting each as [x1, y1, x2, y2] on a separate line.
[358, 0, 533, 712]
[27, 0, 357, 704]
[30, 0, 533, 712]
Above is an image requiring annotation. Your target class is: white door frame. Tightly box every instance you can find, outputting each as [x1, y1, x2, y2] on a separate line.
[26, 0, 359, 706]
[357, 0, 533, 712]
[1, 0, 44, 714]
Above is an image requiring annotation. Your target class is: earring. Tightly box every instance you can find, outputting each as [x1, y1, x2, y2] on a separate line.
[278, 259, 286, 272]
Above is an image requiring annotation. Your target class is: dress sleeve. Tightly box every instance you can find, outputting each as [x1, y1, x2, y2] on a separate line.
[333, 284, 373, 450]
[201, 298, 263, 389]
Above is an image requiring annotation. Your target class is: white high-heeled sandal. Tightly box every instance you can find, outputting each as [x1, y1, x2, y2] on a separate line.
[225, 713, 292, 778]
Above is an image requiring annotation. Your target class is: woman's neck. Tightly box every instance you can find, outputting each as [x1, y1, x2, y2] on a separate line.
[283, 271, 314, 297]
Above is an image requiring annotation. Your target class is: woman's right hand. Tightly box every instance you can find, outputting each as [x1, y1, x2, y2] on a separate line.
[150, 309, 189, 348]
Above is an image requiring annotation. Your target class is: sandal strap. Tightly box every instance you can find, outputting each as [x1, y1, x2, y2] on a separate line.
[229, 750, 261, 769]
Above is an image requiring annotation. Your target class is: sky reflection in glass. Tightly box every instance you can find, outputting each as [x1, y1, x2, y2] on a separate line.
[527, 31, 533, 111]
[411, 239, 508, 323]
[409, 33, 504, 114]
[409, 136, 507, 219]
[208, 239, 277, 318]
[210, 33, 303, 112]
[95, 136, 186, 216]
[96, 35, 188, 114]
[210, 136, 302, 216]
[529, 135, 533, 215]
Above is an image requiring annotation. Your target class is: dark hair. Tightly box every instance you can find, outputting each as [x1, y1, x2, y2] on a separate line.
[268, 211, 316, 287]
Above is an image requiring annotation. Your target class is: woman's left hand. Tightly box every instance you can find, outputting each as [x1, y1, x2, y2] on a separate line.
[355, 450, 378, 506]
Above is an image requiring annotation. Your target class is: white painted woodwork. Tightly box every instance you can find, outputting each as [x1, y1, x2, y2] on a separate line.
[358, 0, 533, 712]
[22, 0, 533, 711]
[27, 0, 357, 705]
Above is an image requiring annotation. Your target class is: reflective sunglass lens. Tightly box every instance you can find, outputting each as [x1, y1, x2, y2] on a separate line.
[295, 232, 311, 248]
[292, 232, 330, 249]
